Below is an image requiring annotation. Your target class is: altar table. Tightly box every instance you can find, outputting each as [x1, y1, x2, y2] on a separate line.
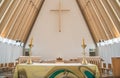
[13, 63, 100, 78]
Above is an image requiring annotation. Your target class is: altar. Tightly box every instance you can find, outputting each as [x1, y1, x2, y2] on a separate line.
[13, 63, 100, 78]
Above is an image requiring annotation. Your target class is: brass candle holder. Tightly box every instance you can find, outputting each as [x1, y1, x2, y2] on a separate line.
[81, 39, 88, 64]
[27, 38, 33, 64]
[27, 44, 33, 64]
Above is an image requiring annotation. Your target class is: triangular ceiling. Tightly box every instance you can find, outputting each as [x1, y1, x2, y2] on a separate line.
[0, 0, 120, 44]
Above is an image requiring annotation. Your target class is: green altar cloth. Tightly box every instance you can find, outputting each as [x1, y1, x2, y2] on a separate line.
[13, 63, 100, 78]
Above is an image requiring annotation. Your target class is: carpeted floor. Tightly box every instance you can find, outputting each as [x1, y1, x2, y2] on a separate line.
[0, 71, 13, 78]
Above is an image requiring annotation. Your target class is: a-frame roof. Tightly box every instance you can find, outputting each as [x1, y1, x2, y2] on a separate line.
[0, 0, 120, 44]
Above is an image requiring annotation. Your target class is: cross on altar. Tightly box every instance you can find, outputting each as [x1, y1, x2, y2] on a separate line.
[50, 0, 70, 32]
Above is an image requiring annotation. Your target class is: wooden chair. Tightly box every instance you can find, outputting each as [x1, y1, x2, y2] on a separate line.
[101, 63, 107, 74]
[0, 63, 3, 73]
[106, 63, 112, 74]
[100, 63, 113, 78]
[2, 63, 8, 72]
[7, 62, 15, 73]
[101, 63, 112, 74]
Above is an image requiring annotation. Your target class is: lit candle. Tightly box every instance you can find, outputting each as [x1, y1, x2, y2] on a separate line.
[82, 38, 85, 45]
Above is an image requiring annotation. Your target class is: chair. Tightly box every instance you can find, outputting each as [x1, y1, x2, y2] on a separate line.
[0, 63, 3, 73]
[101, 63, 107, 74]
[100, 63, 113, 78]
[2, 63, 8, 72]
[101, 63, 112, 74]
[106, 63, 112, 74]
[7, 62, 15, 73]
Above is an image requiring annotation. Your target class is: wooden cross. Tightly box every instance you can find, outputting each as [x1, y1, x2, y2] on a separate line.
[50, 0, 70, 32]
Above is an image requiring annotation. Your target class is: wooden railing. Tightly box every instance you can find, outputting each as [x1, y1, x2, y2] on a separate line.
[18, 56, 41, 63]
[80, 56, 102, 68]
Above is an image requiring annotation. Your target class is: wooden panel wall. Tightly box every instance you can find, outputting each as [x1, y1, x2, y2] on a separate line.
[0, 0, 44, 43]
[77, 0, 120, 43]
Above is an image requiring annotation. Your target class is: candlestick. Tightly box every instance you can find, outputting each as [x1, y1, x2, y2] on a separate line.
[29, 37, 33, 48]
[81, 38, 87, 64]
[27, 37, 33, 64]
[81, 38, 86, 49]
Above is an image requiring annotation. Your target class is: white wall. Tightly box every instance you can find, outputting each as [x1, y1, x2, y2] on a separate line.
[26, 0, 95, 60]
